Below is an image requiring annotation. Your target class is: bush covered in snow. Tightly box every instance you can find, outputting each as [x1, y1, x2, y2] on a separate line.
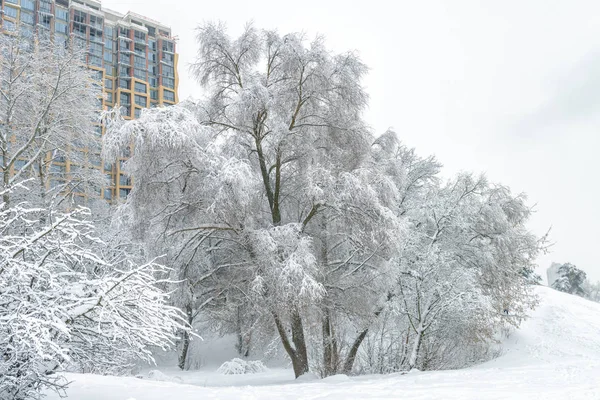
[217, 359, 268, 375]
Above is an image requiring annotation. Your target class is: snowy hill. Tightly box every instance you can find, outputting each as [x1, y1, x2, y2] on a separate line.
[46, 286, 600, 400]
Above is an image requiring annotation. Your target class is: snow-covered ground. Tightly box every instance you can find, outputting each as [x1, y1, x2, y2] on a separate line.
[46, 286, 600, 399]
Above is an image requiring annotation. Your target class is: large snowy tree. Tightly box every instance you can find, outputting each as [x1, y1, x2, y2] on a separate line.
[104, 23, 545, 378]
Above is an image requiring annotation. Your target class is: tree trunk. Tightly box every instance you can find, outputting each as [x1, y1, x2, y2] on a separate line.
[408, 324, 424, 370]
[178, 304, 193, 370]
[273, 310, 310, 378]
[342, 328, 369, 374]
[235, 307, 250, 357]
[322, 309, 339, 377]
[341, 304, 388, 374]
[290, 311, 309, 377]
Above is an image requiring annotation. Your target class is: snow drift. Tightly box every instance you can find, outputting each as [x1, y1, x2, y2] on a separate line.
[45, 286, 600, 399]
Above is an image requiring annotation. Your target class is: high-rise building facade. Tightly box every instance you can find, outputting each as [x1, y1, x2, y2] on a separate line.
[0, 0, 178, 202]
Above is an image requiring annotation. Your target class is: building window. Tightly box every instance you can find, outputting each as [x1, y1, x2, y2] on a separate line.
[73, 23, 86, 37]
[119, 67, 131, 78]
[163, 90, 175, 102]
[119, 54, 131, 65]
[39, 0, 52, 13]
[106, 92, 113, 103]
[21, 0, 35, 11]
[4, 6, 18, 19]
[39, 14, 52, 29]
[119, 39, 131, 51]
[89, 153, 101, 167]
[134, 55, 146, 68]
[3, 20, 15, 31]
[50, 164, 66, 175]
[162, 40, 174, 53]
[118, 79, 130, 89]
[89, 15, 103, 29]
[119, 188, 131, 198]
[162, 53, 174, 65]
[89, 56, 102, 67]
[162, 65, 174, 78]
[50, 180, 64, 189]
[55, 21, 68, 35]
[74, 10, 86, 24]
[134, 82, 147, 93]
[14, 159, 27, 171]
[150, 90, 158, 100]
[134, 68, 146, 80]
[163, 77, 175, 89]
[56, 8, 68, 21]
[90, 28, 103, 43]
[120, 93, 130, 105]
[89, 42, 103, 56]
[104, 51, 113, 64]
[105, 79, 113, 89]
[134, 94, 146, 107]
[20, 11, 34, 25]
[103, 188, 112, 200]
[134, 30, 146, 42]
[134, 108, 141, 118]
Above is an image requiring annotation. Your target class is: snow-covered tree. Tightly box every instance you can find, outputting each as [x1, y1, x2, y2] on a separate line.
[583, 280, 600, 303]
[0, 31, 187, 400]
[104, 23, 379, 378]
[552, 263, 587, 297]
[389, 174, 542, 370]
[0, 187, 187, 399]
[104, 23, 545, 379]
[0, 31, 105, 211]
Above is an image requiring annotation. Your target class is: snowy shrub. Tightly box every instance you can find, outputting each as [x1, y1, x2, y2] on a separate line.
[217, 359, 268, 375]
[146, 370, 183, 383]
[0, 204, 189, 399]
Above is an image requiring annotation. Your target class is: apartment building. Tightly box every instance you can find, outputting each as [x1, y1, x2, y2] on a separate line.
[0, 0, 178, 202]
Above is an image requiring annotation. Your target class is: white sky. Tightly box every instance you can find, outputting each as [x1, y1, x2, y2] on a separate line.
[103, 0, 600, 282]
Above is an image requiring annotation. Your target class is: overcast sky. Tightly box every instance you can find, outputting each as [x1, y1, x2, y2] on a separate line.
[103, 0, 600, 282]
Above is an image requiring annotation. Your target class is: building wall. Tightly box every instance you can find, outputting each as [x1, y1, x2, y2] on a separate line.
[0, 0, 178, 202]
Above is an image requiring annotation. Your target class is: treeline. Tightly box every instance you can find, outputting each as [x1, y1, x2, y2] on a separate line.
[0, 23, 544, 400]
[104, 23, 544, 377]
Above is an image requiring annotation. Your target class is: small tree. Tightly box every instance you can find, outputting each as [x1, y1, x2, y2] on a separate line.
[552, 263, 587, 297]
[0, 31, 187, 400]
